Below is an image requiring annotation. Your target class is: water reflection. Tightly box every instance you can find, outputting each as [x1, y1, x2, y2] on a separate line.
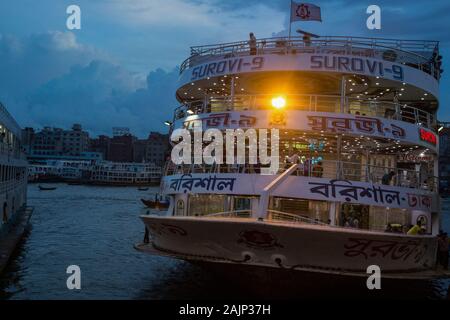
[0, 184, 448, 299]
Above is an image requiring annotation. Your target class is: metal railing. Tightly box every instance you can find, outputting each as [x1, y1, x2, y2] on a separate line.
[173, 94, 436, 130]
[204, 208, 331, 226]
[206, 210, 252, 218]
[267, 209, 330, 226]
[180, 36, 440, 79]
[165, 159, 438, 192]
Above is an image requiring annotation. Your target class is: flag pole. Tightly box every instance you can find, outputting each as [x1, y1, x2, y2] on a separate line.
[288, 0, 292, 40]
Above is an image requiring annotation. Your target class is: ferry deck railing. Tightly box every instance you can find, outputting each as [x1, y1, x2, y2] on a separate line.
[180, 36, 440, 79]
[205, 209, 331, 226]
[165, 160, 438, 192]
[174, 94, 436, 130]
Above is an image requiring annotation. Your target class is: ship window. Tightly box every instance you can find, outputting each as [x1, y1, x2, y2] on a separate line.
[176, 199, 185, 216]
[188, 194, 226, 216]
[368, 206, 411, 232]
[271, 197, 329, 223]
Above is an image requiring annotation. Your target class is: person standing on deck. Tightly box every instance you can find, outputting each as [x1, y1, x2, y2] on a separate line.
[249, 33, 257, 55]
[407, 220, 423, 235]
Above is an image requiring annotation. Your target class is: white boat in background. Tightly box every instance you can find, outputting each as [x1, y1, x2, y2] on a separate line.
[136, 30, 446, 278]
[85, 161, 161, 186]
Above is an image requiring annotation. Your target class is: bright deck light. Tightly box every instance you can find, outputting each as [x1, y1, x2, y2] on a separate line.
[271, 96, 286, 109]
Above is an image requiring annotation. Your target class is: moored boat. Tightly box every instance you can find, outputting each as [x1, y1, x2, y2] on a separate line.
[136, 16, 446, 278]
[141, 198, 170, 210]
[0, 101, 33, 273]
[38, 185, 57, 191]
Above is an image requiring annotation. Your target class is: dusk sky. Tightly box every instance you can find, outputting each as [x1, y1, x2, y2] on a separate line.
[1, 0, 449, 137]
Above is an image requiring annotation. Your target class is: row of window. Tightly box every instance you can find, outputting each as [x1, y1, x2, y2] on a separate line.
[92, 172, 160, 178]
[0, 164, 26, 182]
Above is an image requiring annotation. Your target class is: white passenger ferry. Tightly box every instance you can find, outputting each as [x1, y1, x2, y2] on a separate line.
[86, 161, 161, 186]
[0, 102, 32, 273]
[137, 32, 444, 277]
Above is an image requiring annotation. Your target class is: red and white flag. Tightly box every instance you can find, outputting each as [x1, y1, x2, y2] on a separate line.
[290, 2, 322, 22]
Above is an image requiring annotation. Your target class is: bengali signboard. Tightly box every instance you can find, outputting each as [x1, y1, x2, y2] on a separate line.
[175, 111, 438, 152]
[162, 174, 436, 213]
[179, 53, 439, 98]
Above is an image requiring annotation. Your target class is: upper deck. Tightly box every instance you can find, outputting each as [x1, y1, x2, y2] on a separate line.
[177, 36, 441, 103]
[181, 35, 440, 77]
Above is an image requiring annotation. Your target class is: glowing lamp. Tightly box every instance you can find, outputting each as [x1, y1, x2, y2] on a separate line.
[271, 96, 286, 109]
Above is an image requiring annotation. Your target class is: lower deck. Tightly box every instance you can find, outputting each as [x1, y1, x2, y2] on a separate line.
[168, 193, 439, 236]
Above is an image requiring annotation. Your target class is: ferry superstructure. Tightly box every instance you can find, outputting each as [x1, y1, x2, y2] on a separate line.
[0, 102, 32, 273]
[137, 34, 444, 277]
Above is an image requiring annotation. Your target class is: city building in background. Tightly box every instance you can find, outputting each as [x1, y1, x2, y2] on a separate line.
[107, 134, 135, 162]
[23, 124, 93, 161]
[22, 124, 169, 185]
[146, 132, 169, 167]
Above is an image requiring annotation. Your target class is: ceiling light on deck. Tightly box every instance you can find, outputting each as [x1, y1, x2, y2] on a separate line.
[271, 96, 286, 109]
[187, 109, 194, 115]
[438, 126, 444, 132]
[375, 82, 380, 85]
[164, 121, 173, 126]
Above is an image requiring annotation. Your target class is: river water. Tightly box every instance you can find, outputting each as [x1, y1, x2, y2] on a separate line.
[0, 184, 449, 300]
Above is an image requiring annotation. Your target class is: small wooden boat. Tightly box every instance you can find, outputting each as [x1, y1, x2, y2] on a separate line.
[141, 198, 169, 210]
[138, 187, 149, 191]
[38, 185, 57, 191]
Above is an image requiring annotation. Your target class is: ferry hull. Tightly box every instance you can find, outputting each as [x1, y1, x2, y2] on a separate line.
[139, 216, 438, 275]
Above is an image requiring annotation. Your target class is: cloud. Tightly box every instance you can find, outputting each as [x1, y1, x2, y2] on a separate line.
[0, 30, 177, 137]
[1, 0, 450, 135]
[0, 31, 108, 99]
[14, 59, 177, 137]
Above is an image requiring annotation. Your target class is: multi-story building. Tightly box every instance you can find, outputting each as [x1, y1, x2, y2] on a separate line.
[145, 132, 169, 167]
[133, 139, 147, 163]
[89, 135, 110, 160]
[107, 134, 135, 163]
[62, 124, 89, 156]
[24, 124, 91, 160]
